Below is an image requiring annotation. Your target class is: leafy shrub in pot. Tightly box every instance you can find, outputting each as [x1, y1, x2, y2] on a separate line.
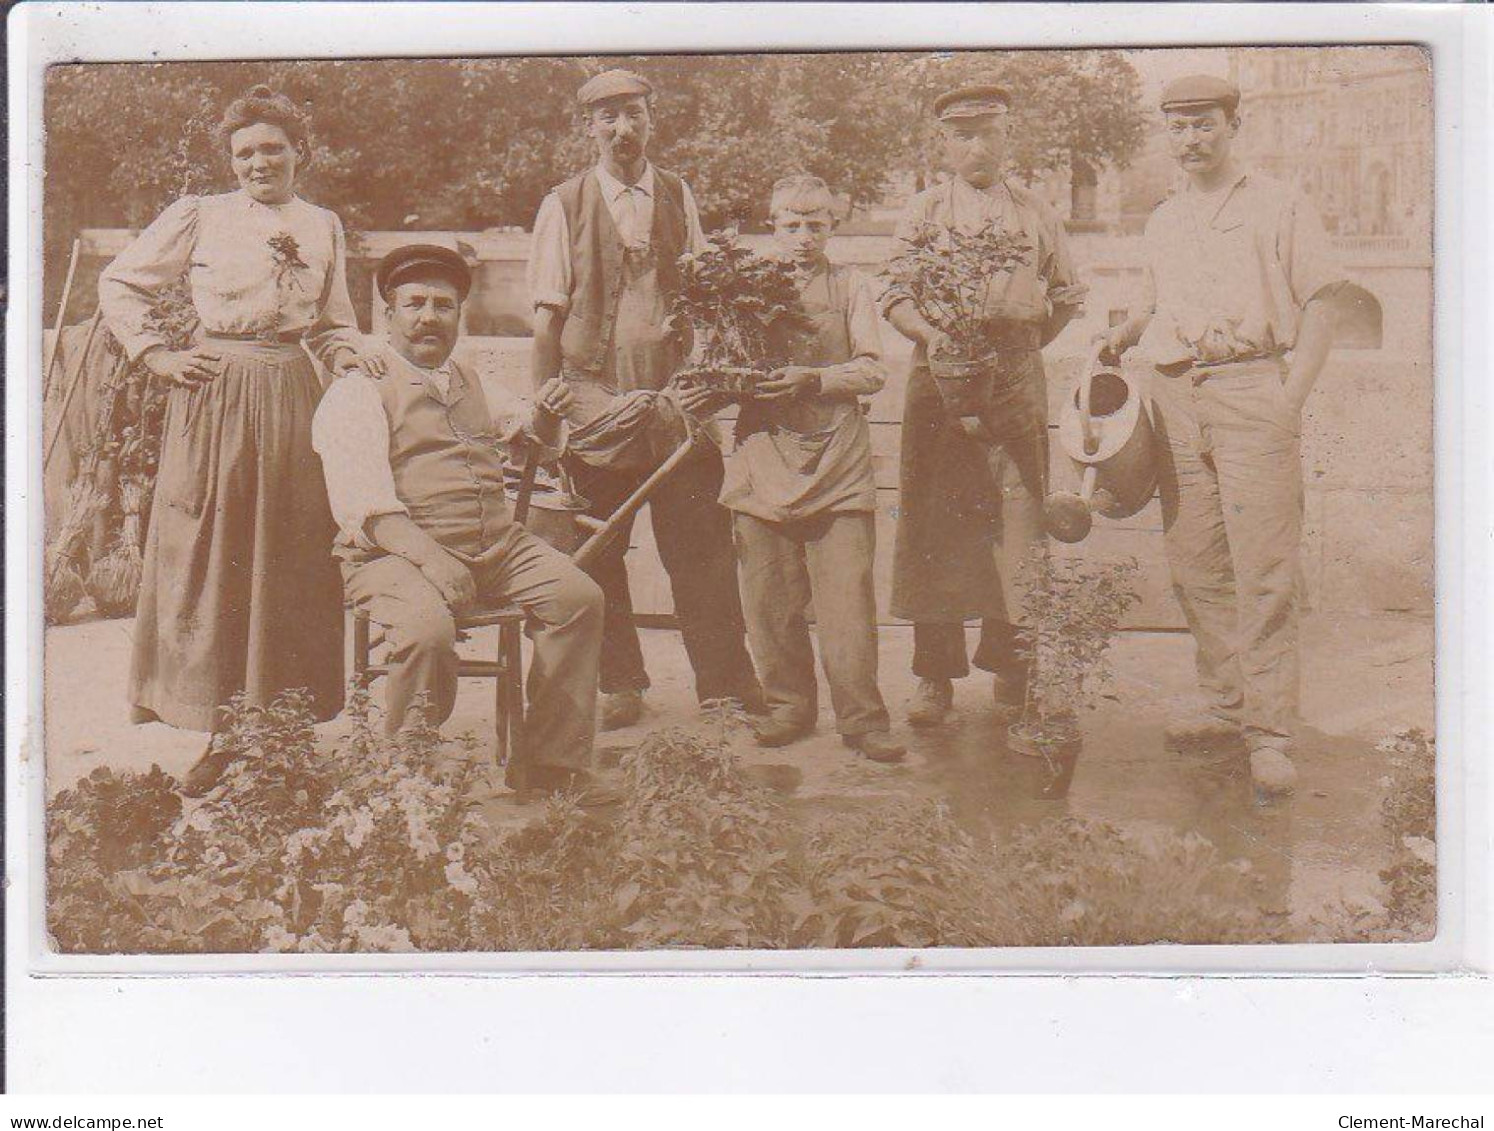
[1008, 552, 1141, 795]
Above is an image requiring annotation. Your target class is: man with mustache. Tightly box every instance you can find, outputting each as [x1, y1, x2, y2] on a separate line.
[1097, 76, 1347, 799]
[882, 82, 1085, 730]
[313, 243, 611, 802]
[526, 68, 762, 731]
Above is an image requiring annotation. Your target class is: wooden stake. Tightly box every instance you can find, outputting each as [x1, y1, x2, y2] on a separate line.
[42, 239, 83, 401]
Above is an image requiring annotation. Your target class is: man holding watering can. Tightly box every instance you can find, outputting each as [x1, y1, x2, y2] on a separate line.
[882, 81, 1085, 729]
[1097, 75, 1347, 799]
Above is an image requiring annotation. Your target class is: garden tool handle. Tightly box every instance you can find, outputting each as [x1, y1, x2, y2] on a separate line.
[44, 238, 83, 401]
[572, 422, 701, 570]
[511, 441, 542, 529]
[43, 309, 110, 474]
[1078, 340, 1106, 457]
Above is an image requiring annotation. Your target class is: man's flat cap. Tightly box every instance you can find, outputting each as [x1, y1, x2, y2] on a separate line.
[933, 82, 1012, 121]
[1160, 74, 1241, 114]
[376, 243, 472, 303]
[576, 68, 653, 106]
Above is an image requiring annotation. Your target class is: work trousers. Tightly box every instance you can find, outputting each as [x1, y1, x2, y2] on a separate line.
[733, 511, 890, 737]
[1149, 364, 1302, 741]
[566, 444, 758, 702]
[908, 423, 1049, 683]
[343, 528, 604, 770]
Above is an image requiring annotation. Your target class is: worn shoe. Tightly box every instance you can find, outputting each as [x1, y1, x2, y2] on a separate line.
[600, 690, 645, 732]
[906, 678, 955, 728]
[752, 715, 814, 749]
[1163, 710, 1244, 753]
[179, 741, 238, 798]
[843, 730, 907, 764]
[1249, 740, 1298, 800]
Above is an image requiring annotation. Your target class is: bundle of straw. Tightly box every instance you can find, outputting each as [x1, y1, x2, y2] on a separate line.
[86, 477, 146, 619]
[44, 474, 108, 624]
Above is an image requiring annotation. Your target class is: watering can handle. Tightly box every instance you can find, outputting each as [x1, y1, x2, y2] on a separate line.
[1077, 339, 1106, 457]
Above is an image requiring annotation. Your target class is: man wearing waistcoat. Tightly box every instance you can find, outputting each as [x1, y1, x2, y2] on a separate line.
[527, 68, 762, 731]
[313, 243, 610, 802]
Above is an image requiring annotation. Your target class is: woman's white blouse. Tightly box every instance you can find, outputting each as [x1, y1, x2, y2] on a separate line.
[98, 190, 362, 368]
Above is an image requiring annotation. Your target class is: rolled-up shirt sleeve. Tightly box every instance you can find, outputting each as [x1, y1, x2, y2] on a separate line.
[97, 195, 200, 362]
[526, 192, 573, 313]
[818, 269, 888, 400]
[311, 375, 406, 548]
[1282, 196, 1349, 307]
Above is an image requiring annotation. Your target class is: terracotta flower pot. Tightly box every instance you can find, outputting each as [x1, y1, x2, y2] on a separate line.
[1006, 716, 1082, 800]
[928, 348, 1028, 433]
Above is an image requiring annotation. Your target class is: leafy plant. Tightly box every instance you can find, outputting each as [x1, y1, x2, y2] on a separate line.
[1012, 553, 1141, 746]
[48, 691, 1284, 954]
[1303, 726, 1436, 944]
[668, 230, 809, 398]
[881, 220, 1035, 361]
[45, 283, 185, 622]
[1376, 727, 1436, 938]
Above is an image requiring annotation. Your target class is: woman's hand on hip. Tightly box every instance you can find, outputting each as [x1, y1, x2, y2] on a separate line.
[143, 347, 222, 389]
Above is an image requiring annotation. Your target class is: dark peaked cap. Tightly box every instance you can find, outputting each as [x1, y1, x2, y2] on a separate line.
[376, 243, 472, 303]
[1160, 74, 1241, 114]
[577, 68, 653, 106]
[933, 82, 1012, 120]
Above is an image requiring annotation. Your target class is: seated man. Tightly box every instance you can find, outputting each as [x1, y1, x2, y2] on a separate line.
[312, 242, 608, 800]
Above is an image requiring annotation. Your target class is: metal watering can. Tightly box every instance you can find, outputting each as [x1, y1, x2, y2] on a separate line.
[1044, 342, 1159, 544]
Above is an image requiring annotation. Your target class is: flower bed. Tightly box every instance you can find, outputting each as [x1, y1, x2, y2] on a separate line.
[48, 690, 1287, 954]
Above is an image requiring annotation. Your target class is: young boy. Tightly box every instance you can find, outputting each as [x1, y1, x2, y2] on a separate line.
[714, 174, 903, 763]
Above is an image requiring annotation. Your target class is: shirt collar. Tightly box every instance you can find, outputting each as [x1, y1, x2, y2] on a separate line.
[594, 161, 655, 203]
[383, 341, 461, 402]
[1182, 164, 1252, 198]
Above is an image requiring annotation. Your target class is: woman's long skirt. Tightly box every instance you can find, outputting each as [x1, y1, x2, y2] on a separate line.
[129, 339, 344, 731]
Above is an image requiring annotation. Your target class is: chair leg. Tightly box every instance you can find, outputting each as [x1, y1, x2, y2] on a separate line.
[494, 627, 511, 770]
[352, 611, 370, 685]
[505, 625, 526, 768]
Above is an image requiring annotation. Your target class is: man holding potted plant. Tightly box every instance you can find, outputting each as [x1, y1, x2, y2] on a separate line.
[881, 82, 1085, 730]
[716, 174, 904, 764]
[526, 68, 762, 731]
[1095, 75, 1346, 798]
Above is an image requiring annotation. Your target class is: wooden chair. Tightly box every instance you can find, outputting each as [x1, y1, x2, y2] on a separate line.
[351, 604, 528, 767]
[349, 446, 541, 772]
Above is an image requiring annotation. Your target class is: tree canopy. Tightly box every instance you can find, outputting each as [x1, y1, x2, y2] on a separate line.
[44, 51, 1145, 287]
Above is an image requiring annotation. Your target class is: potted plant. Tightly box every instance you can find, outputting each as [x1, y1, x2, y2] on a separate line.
[1007, 552, 1141, 798]
[881, 219, 1036, 421]
[667, 230, 809, 402]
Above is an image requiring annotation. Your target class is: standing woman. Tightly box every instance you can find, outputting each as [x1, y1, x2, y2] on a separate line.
[99, 85, 369, 793]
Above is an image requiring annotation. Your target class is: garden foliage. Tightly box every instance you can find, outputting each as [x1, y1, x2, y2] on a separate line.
[49, 690, 1279, 954]
[882, 221, 1035, 361]
[1015, 553, 1142, 732]
[668, 230, 809, 397]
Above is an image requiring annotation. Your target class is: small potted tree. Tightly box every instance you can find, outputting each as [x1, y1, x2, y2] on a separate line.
[1008, 552, 1141, 798]
[881, 219, 1035, 422]
[667, 229, 809, 403]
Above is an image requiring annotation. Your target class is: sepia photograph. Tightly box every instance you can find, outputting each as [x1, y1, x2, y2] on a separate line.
[36, 42, 1438, 959]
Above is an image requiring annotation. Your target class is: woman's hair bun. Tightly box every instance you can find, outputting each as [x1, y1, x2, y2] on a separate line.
[217, 83, 313, 161]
